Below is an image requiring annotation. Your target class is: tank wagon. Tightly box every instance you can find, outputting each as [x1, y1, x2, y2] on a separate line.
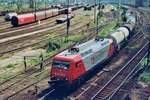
[11, 6, 81, 27]
[48, 9, 136, 87]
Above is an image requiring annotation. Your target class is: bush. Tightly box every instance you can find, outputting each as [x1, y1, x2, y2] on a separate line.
[138, 72, 150, 84]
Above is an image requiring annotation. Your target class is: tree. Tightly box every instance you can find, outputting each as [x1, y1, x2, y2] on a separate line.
[16, 0, 23, 11]
[29, 0, 35, 8]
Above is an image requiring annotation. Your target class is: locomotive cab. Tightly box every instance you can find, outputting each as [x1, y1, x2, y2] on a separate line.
[49, 53, 85, 86]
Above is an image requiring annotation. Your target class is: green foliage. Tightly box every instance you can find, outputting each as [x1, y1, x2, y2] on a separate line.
[45, 32, 84, 56]
[27, 58, 39, 66]
[0, 74, 10, 83]
[6, 64, 16, 68]
[98, 19, 118, 37]
[138, 72, 150, 84]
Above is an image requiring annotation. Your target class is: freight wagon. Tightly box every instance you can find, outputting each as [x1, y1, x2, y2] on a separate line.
[11, 6, 81, 27]
[56, 14, 74, 24]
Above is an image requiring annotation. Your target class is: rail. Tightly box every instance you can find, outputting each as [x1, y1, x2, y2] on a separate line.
[107, 52, 148, 100]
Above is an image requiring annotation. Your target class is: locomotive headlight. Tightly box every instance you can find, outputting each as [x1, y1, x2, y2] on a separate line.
[64, 67, 67, 70]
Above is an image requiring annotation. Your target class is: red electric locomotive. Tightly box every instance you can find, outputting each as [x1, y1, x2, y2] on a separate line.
[49, 38, 114, 86]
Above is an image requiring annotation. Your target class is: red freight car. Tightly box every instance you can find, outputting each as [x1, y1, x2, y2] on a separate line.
[11, 6, 80, 27]
[11, 13, 35, 26]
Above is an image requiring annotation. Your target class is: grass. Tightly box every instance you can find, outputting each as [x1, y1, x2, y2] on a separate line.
[90, 16, 107, 28]
[0, 64, 23, 83]
[27, 58, 40, 66]
[6, 64, 16, 68]
[46, 33, 85, 53]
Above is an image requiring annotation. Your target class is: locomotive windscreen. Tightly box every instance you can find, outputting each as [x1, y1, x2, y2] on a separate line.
[52, 60, 70, 70]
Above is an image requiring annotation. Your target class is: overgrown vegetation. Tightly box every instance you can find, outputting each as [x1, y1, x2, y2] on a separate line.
[5, 63, 16, 68]
[137, 57, 150, 84]
[138, 72, 150, 84]
[98, 18, 118, 37]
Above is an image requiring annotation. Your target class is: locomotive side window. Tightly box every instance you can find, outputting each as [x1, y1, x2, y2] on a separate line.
[52, 60, 70, 70]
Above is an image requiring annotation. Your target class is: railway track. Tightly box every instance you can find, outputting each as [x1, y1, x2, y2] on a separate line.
[0, 21, 9, 26]
[107, 61, 150, 100]
[0, 14, 97, 56]
[0, 21, 100, 91]
[0, 16, 4, 21]
[0, 8, 83, 33]
[0, 21, 57, 39]
[0, 8, 88, 46]
[0, 16, 88, 41]
[0, 15, 61, 33]
[104, 7, 150, 100]
[0, 23, 11, 30]
[0, 18, 110, 56]
[0, 19, 87, 55]
[90, 42, 148, 100]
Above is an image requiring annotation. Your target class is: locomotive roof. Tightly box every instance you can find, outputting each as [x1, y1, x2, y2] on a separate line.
[57, 38, 112, 58]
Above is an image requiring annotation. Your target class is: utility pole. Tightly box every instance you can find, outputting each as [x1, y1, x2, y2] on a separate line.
[66, 0, 70, 42]
[45, 0, 46, 17]
[117, 0, 121, 26]
[30, 0, 34, 9]
[96, 0, 101, 35]
[94, 0, 96, 23]
[34, 0, 37, 20]
[17, 0, 22, 11]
